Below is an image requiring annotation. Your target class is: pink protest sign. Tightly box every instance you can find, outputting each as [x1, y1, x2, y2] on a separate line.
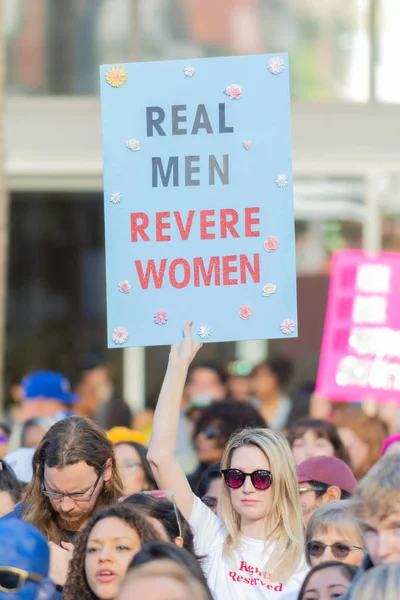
[316, 249, 400, 403]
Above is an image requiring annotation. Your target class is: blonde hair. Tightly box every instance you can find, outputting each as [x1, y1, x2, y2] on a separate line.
[306, 501, 364, 566]
[351, 453, 400, 524]
[119, 560, 211, 600]
[351, 564, 400, 600]
[219, 428, 304, 582]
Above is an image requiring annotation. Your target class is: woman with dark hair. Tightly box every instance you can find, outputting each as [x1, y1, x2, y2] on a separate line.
[297, 560, 357, 599]
[63, 504, 163, 600]
[115, 442, 157, 496]
[129, 541, 212, 599]
[0, 459, 23, 516]
[250, 356, 294, 429]
[123, 492, 195, 554]
[287, 418, 350, 465]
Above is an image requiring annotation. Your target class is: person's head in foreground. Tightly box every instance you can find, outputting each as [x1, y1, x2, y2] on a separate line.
[351, 453, 400, 566]
[306, 500, 364, 567]
[350, 563, 400, 600]
[63, 503, 163, 600]
[297, 456, 357, 523]
[22, 415, 124, 543]
[381, 433, 400, 457]
[297, 561, 357, 600]
[0, 459, 23, 517]
[220, 427, 304, 582]
[114, 441, 156, 496]
[0, 519, 55, 599]
[117, 560, 212, 600]
[129, 541, 211, 596]
[287, 418, 349, 465]
[123, 491, 194, 553]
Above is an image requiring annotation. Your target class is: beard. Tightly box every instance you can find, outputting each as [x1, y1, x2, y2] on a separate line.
[55, 490, 105, 532]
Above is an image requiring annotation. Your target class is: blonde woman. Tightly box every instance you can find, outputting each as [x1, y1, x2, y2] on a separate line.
[147, 323, 307, 599]
[350, 563, 400, 600]
[305, 501, 364, 567]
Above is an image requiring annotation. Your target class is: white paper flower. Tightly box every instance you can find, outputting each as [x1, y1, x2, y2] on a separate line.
[110, 192, 121, 204]
[275, 174, 288, 188]
[268, 56, 285, 75]
[126, 138, 140, 151]
[198, 325, 212, 340]
[280, 319, 295, 335]
[112, 326, 129, 345]
[184, 65, 195, 77]
[262, 284, 276, 297]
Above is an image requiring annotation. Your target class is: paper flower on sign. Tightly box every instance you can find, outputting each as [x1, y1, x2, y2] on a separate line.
[105, 66, 128, 87]
[275, 174, 288, 188]
[118, 280, 131, 294]
[280, 319, 295, 335]
[110, 192, 121, 204]
[224, 84, 242, 100]
[264, 236, 279, 252]
[239, 306, 252, 320]
[183, 65, 195, 77]
[262, 284, 276, 297]
[198, 325, 211, 340]
[112, 326, 129, 345]
[126, 138, 140, 151]
[268, 56, 285, 75]
[242, 141, 252, 151]
[154, 311, 168, 326]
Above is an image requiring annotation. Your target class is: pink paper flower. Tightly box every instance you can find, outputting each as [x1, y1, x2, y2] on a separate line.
[224, 84, 242, 100]
[112, 326, 129, 345]
[126, 138, 140, 151]
[154, 311, 168, 325]
[264, 236, 279, 252]
[118, 280, 131, 294]
[280, 319, 295, 335]
[239, 305, 252, 320]
[242, 140, 252, 151]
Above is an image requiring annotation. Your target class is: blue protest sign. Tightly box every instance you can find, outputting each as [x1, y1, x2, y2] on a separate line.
[100, 54, 297, 347]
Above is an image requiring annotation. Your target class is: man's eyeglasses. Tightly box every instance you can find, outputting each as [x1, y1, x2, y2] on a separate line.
[298, 486, 326, 495]
[41, 470, 103, 502]
[0, 566, 43, 593]
[141, 490, 183, 538]
[306, 541, 364, 560]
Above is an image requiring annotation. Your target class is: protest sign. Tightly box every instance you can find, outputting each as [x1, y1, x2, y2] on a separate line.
[100, 54, 296, 347]
[316, 249, 400, 403]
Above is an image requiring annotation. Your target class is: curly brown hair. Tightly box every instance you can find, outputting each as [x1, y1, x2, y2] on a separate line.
[63, 504, 163, 600]
[22, 416, 124, 543]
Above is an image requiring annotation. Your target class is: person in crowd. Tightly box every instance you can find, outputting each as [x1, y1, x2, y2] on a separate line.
[117, 560, 212, 600]
[250, 356, 294, 430]
[129, 541, 212, 598]
[0, 460, 23, 517]
[148, 322, 308, 599]
[305, 501, 364, 567]
[338, 453, 400, 599]
[4, 447, 34, 489]
[185, 362, 227, 408]
[297, 561, 357, 600]
[114, 441, 157, 496]
[19, 371, 78, 422]
[225, 360, 253, 402]
[188, 399, 267, 491]
[349, 563, 400, 600]
[297, 456, 357, 523]
[0, 423, 10, 459]
[123, 491, 194, 553]
[0, 519, 55, 599]
[381, 432, 400, 457]
[6, 416, 124, 589]
[21, 417, 55, 449]
[287, 418, 350, 465]
[63, 504, 163, 600]
[196, 462, 222, 513]
[332, 406, 387, 479]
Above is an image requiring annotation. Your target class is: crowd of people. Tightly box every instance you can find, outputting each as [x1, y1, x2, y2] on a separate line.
[0, 321, 399, 599]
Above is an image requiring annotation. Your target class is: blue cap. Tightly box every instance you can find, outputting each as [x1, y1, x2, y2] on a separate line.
[22, 371, 78, 405]
[0, 520, 55, 599]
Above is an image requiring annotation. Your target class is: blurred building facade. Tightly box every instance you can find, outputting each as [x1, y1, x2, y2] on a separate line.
[4, 0, 400, 409]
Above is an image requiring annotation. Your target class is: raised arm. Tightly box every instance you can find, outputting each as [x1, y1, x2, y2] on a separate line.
[147, 322, 202, 520]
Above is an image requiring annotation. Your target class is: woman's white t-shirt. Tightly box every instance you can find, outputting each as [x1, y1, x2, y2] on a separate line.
[190, 496, 308, 600]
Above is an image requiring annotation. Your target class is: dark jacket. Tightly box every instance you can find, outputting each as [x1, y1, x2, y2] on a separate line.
[339, 554, 374, 599]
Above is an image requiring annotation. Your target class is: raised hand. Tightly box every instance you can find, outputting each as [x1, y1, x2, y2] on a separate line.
[169, 321, 202, 368]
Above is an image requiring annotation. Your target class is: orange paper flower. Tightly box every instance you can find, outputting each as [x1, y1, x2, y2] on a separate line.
[105, 66, 128, 88]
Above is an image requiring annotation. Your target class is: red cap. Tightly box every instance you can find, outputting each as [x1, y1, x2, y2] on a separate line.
[296, 456, 357, 495]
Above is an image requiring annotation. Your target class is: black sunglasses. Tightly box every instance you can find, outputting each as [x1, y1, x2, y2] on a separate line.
[222, 469, 273, 490]
[307, 541, 364, 560]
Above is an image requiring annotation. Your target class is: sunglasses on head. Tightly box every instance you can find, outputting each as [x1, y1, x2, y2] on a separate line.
[141, 490, 183, 538]
[0, 567, 43, 593]
[306, 541, 364, 560]
[222, 469, 273, 490]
